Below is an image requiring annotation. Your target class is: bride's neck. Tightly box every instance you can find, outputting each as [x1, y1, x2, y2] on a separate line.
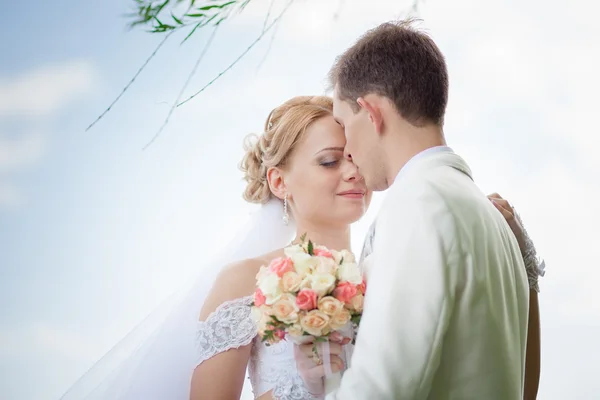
[292, 223, 351, 252]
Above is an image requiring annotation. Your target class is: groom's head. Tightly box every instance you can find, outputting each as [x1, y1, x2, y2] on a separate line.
[329, 19, 448, 191]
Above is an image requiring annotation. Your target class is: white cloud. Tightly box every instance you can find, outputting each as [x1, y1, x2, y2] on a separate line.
[0, 132, 46, 208]
[0, 132, 45, 172]
[0, 59, 97, 118]
[0, 59, 97, 208]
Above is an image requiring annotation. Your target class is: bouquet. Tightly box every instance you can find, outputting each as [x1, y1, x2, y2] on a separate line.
[251, 234, 366, 393]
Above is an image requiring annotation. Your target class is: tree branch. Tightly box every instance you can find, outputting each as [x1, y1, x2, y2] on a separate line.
[176, 0, 294, 108]
[142, 25, 220, 150]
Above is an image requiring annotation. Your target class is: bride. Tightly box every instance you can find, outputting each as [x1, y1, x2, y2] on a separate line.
[60, 95, 543, 400]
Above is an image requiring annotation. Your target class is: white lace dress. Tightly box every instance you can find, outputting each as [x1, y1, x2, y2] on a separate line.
[195, 295, 319, 399]
[194, 214, 544, 400]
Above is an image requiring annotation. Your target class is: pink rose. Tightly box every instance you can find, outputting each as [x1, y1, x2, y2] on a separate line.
[296, 289, 318, 310]
[333, 281, 358, 304]
[254, 288, 266, 307]
[274, 329, 286, 340]
[268, 257, 295, 277]
[313, 247, 334, 259]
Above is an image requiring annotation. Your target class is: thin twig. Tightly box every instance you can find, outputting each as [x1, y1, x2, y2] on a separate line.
[254, 0, 280, 73]
[262, 0, 277, 32]
[176, 0, 294, 108]
[142, 26, 220, 150]
[85, 30, 175, 132]
[255, 17, 280, 73]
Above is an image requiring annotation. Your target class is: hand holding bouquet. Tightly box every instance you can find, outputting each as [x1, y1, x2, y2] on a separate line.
[251, 235, 366, 395]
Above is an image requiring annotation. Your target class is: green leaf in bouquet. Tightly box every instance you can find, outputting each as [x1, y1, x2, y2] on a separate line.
[307, 240, 314, 256]
[351, 314, 362, 325]
[299, 232, 307, 242]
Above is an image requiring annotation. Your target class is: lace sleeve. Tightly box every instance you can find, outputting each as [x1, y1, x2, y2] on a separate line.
[195, 295, 257, 366]
[515, 212, 546, 293]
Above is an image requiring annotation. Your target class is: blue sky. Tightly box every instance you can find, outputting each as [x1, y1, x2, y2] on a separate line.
[1, 0, 599, 399]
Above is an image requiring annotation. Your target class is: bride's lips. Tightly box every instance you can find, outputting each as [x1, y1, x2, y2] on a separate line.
[337, 189, 366, 199]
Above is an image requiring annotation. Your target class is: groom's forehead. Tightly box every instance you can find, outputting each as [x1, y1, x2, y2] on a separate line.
[331, 92, 350, 119]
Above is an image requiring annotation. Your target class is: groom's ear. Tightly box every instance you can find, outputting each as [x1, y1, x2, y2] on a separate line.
[357, 95, 384, 134]
[266, 167, 287, 200]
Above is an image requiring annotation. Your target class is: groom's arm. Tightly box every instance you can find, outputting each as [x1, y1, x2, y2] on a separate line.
[327, 190, 460, 400]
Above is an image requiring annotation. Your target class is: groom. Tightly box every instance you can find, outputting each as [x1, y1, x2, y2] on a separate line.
[297, 20, 530, 399]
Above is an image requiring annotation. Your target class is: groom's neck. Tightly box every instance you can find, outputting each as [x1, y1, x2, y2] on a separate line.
[384, 122, 446, 185]
[292, 224, 351, 252]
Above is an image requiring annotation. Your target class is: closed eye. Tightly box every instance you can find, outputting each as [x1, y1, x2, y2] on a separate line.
[320, 160, 339, 168]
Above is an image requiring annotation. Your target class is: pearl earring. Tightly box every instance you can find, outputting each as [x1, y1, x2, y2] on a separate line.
[283, 194, 289, 225]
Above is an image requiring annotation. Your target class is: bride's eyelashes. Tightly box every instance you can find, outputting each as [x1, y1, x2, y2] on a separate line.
[319, 159, 340, 168]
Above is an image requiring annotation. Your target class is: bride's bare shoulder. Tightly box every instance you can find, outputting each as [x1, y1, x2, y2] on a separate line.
[198, 249, 283, 320]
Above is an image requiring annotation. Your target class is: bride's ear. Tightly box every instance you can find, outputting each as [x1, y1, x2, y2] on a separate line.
[266, 167, 287, 200]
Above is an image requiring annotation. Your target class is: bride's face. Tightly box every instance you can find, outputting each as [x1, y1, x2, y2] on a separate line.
[283, 115, 371, 227]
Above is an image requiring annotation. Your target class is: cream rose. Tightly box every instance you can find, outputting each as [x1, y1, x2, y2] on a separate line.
[329, 308, 352, 330]
[314, 256, 337, 275]
[310, 273, 336, 297]
[348, 294, 364, 313]
[258, 273, 282, 305]
[333, 249, 356, 266]
[287, 323, 303, 338]
[284, 245, 317, 277]
[300, 310, 330, 337]
[336, 262, 363, 285]
[318, 296, 345, 316]
[255, 265, 269, 282]
[300, 276, 312, 289]
[271, 293, 299, 324]
[281, 271, 302, 292]
[253, 306, 273, 337]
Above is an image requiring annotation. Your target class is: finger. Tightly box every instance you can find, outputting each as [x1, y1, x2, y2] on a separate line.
[329, 332, 352, 344]
[328, 355, 345, 372]
[296, 343, 316, 358]
[305, 356, 346, 379]
[493, 198, 512, 210]
[329, 331, 344, 343]
[492, 198, 513, 214]
[488, 192, 503, 200]
[493, 200, 514, 221]
[295, 341, 344, 367]
[315, 341, 343, 356]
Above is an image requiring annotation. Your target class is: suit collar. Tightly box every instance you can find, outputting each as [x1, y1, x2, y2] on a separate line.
[392, 146, 473, 185]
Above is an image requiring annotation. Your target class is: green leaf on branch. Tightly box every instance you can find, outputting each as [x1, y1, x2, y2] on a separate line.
[197, 1, 236, 11]
[171, 12, 183, 24]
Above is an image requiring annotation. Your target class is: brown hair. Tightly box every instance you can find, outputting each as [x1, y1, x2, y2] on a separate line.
[328, 19, 448, 126]
[240, 96, 333, 204]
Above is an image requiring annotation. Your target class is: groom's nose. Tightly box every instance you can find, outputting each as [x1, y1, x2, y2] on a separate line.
[342, 158, 361, 182]
[344, 150, 353, 161]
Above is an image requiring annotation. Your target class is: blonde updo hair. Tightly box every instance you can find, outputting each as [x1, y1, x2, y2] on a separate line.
[241, 95, 334, 204]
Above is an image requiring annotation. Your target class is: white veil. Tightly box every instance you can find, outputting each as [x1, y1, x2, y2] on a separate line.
[59, 198, 296, 399]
